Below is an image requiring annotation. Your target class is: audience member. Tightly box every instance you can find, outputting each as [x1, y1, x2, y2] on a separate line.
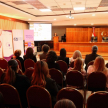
[31, 61, 60, 106]
[39, 44, 50, 60]
[1, 59, 30, 108]
[46, 50, 61, 71]
[87, 56, 108, 87]
[54, 99, 76, 108]
[85, 45, 99, 71]
[70, 50, 83, 63]
[23, 47, 37, 63]
[57, 48, 69, 67]
[12, 49, 24, 72]
[68, 57, 86, 76]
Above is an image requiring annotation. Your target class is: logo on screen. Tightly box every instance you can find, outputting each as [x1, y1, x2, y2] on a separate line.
[28, 42, 31, 46]
[14, 37, 18, 41]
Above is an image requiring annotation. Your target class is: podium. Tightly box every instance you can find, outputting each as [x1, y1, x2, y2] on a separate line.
[53, 36, 59, 50]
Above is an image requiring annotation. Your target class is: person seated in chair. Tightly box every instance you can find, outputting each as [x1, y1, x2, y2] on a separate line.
[57, 48, 69, 67]
[85, 45, 99, 71]
[39, 44, 50, 60]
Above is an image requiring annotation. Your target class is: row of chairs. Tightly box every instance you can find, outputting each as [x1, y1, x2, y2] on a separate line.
[0, 84, 108, 108]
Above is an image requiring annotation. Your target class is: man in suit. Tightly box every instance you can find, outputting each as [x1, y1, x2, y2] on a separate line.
[85, 45, 99, 71]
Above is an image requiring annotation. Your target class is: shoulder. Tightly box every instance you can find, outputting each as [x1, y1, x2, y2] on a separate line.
[45, 77, 55, 84]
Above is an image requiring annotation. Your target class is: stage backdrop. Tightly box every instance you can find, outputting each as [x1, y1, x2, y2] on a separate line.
[24, 30, 34, 52]
[0, 29, 3, 58]
[12, 30, 24, 57]
[2, 30, 13, 61]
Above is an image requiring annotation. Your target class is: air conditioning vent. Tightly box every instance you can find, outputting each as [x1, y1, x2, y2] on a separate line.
[9, 1, 27, 5]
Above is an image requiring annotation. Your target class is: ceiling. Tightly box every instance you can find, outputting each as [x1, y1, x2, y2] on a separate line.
[0, 0, 108, 26]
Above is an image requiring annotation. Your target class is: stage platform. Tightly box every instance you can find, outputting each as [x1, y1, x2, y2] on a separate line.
[54, 50, 108, 60]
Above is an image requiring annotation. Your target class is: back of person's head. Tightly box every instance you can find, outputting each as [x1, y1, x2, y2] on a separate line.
[60, 48, 66, 58]
[94, 56, 105, 71]
[31, 61, 50, 87]
[26, 47, 33, 58]
[54, 99, 76, 108]
[0, 92, 4, 108]
[92, 45, 98, 54]
[74, 57, 83, 71]
[14, 50, 21, 57]
[73, 50, 82, 59]
[4, 59, 18, 85]
[46, 50, 57, 63]
[42, 44, 50, 53]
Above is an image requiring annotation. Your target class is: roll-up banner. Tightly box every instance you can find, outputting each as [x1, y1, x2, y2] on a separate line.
[12, 30, 24, 57]
[24, 30, 34, 52]
[2, 30, 13, 61]
[0, 29, 3, 58]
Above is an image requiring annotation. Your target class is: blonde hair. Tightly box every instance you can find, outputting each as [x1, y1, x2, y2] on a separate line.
[74, 57, 83, 72]
[31, 61, 50, 87]
[73, 50, 82, 59]
[94, 56, 105, 71]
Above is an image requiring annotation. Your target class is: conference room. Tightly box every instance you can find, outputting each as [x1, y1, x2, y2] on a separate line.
[0, 0, 108, 108]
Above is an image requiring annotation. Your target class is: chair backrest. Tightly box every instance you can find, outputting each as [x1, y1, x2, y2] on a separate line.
[0, 68, 4, 82]
[66, 70, 84, 88]
[87, 91, 108, 108]
[26, 85, 52, 108]
[24, 59, 35, 70]
[69, 61, 74, 68]
[15, 59, 22, 70]
[0, 84, 22, 108]
[87, 72, 107, 91]
[49, 68, 63, 87]
[56, 60, 68, 74]
[24, 67, 34, 80]
[57, 87, 83, 108]
[87, 60, 94, 69]
[0, 58, 8, 70]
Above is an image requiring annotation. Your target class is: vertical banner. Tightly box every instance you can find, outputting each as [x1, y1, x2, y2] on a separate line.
[24, 30, 34, 52]
[2, 30, 13, 61]
[93, 27, 95, 37]
[0, 29, 3, 58]
[12, 30, 24, 57]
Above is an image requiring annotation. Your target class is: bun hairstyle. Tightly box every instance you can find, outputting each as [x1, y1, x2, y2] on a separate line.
[3, 60, 18, 85]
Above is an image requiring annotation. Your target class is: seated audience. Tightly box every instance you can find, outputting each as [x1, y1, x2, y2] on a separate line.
[87, 56, 108, 87]
[0, 92, 4, 108]
[57, 48, 69, 67]
[23, 47, 37, 63]
[12, 49, 24, 72]
[1, 59, 30, 108]
[31, 61, 60, 106]
[54, 99, 76, 108]
[70, 50, 83, 63]
[39, 44, 50, 60]
[85, 45, 99, 71]
[68, 57, 86, 77]
[46, 50, 61, 71]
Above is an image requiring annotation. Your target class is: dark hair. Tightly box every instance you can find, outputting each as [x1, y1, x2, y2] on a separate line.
[42, 44, 50, 53]
[0, 92, 4, 108]
[26, 47, 34, 59]
[3, 59, 18, 85]
[60, 48, 66, 58]
[54, 99, 76, 108]
[46, 51, 57, 63]
[92, 45, 98, 54]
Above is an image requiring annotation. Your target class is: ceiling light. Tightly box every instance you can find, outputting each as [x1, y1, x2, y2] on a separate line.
[74, 7, 85, 10]
[54, 19, 56, 20]
[91, 23, 94, 25]
[39, 9, 51, 12]
[67, 11, 74, 19]
[92, 14, 95, 16]
[74, 24, 77, 26]
[28, 19, 31, 20]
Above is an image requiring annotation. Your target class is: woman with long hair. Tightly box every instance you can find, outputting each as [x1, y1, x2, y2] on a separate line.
[31, 61, 60, 106]
[23, 47, 37, 62]
[1, 59, 30, 108]
[68, 57, 86, 76]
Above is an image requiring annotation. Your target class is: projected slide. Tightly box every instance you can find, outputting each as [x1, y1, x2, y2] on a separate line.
[29, 23, 52, 41]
